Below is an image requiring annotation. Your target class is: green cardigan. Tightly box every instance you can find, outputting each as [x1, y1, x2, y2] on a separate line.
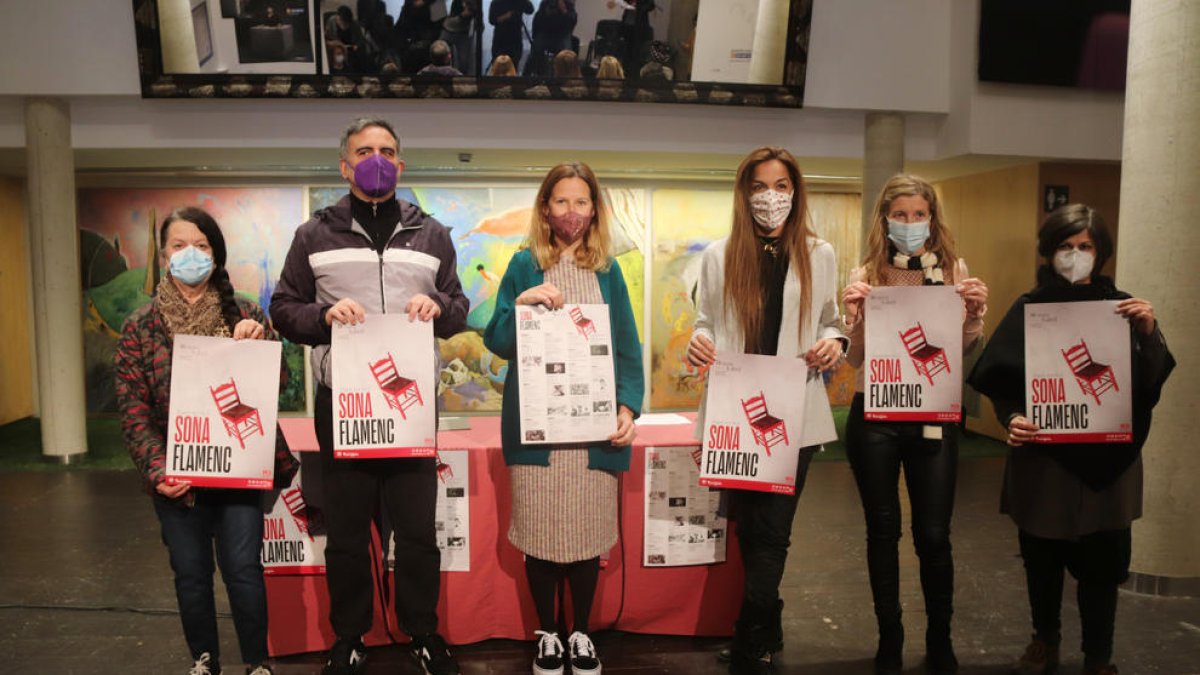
[483, 249, 644, 472]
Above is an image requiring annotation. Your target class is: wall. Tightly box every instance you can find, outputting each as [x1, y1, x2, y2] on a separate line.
[1038, 162, 1121, 275]
[935, 163, 1040, 439]
[0, 177, 34, 424]
[691, 0, 758, 83]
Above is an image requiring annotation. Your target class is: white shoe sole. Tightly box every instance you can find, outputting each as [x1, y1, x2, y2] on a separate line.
[532, 663, 563, 675]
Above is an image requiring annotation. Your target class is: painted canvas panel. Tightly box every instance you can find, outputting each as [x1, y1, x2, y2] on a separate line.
[308, 186, 645, 413]
[649, 189, 732, 410]
[79, 187, 306, 414]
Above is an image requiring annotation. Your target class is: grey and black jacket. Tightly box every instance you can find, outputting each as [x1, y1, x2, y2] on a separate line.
[270, 194, 468, 388]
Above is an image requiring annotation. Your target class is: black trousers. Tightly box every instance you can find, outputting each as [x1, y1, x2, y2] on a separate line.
[730, 445, 818, 617]
[845, 395, 957, 640]
[1019, 528, 1130, 666]
[315, 385, 441, 639]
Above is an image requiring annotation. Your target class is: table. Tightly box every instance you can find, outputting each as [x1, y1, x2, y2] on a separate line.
[268, 414, 742, 656]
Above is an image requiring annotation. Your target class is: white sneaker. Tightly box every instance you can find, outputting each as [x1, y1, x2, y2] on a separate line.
[532, 630, 564, 675]
[568, 631, 601, 675]
[188, 652, 219, 675]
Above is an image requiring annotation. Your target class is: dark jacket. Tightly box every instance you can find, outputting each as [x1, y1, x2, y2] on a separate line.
[483, 249, 644, 472]
[270, 194, 468, 388]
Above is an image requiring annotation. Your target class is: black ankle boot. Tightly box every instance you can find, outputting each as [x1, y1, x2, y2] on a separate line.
[728, 618, 773, 675]
[874, 616, 903, 675]
[925, 630, 958, 675]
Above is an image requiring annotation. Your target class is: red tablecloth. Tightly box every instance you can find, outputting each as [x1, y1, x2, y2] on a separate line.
[268, 415, 742, 656]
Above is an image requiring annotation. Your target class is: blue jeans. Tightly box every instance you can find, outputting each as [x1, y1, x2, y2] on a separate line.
[153, 489, 268, 665]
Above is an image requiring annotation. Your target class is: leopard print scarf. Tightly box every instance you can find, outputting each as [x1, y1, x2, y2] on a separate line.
[155, 274, 231, 339]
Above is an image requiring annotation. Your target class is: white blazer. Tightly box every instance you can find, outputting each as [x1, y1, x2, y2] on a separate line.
[692, 236, 846, 447]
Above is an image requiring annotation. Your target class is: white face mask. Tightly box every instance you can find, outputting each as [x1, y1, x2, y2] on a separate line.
[1053, 248, 1095, 284]
[748, 189, 793, 231]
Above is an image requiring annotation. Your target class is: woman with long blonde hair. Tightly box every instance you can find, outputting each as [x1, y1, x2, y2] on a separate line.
[484, 162, 643, 675]
[687, 146, 847, 674]
[841, 174, 988, 675]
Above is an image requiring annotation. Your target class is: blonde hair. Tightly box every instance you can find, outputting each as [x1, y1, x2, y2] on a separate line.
[596, 55, 625, 80]
[862, 173, 959, 285]
[553, 50, 582, 78]
[488, 54, 517, 77]
[724, 147, 815, 349]
[526, 161, 612, 272]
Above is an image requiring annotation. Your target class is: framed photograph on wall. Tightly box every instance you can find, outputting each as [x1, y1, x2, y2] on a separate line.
[192, 1, 214, 66]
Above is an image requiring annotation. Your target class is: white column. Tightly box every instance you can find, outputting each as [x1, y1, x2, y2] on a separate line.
[748, 0, 789, 85]
[1118, 0, 1200, 591]
[860, 112, 905, 250]
[157, 0, 200, 74]
[25, 98, 87, 462]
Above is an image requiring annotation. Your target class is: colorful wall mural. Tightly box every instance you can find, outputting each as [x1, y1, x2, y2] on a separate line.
[82, 182, 858, 418]
[79, 187, 307, 413]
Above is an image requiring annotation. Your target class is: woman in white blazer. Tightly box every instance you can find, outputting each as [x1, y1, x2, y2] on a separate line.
[687, 146, 846, 675]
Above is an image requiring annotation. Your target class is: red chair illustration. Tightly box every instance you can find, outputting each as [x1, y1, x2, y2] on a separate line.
[282, 487, 314, 540]
[741, 392, 789, 457]
[569, 306, 596, 338]
[436, 458, 454, 484]
[898, 322, 950, 386]
[369, 353, 423, 420]
[1061, 339, 1118, 405]
[209, 378, 263, 449]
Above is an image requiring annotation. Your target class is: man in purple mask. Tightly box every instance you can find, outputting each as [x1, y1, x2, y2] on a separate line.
[271, 117, 468, 675]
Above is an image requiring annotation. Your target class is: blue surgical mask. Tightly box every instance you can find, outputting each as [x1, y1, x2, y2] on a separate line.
[886, 219, 931, 255]
[169, 246, 214, 286]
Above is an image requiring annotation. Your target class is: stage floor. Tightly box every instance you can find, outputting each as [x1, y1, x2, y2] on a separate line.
[2, 457, 1197, 674]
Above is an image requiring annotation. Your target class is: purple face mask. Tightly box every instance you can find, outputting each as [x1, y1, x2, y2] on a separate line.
[548, 211, 590, 245]
[352, 153, 398, 199]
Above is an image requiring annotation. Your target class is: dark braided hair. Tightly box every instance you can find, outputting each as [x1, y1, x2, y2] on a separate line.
[160, 207, 243, 332]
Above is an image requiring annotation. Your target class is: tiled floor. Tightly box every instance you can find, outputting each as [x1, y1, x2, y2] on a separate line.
[2, 458, 1197, 674]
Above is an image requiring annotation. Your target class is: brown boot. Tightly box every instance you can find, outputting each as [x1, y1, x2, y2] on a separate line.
[1081, 664, 1118, 675]
[1012, 636, 1059, 674]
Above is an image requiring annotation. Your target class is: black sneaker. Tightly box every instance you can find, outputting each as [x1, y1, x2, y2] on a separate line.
[532, 630, 564, 675]
[567, 631, 601, 675]
[412, 632, 461, 675]
[321, 638, 366, 675]
[189, 653, 221, 675]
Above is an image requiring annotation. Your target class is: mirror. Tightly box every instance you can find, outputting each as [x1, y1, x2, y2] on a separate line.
[137, 0, 812, 104]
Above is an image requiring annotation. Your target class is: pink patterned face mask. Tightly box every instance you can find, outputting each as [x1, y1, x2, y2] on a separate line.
[548, 211, 590, 245]
[749, 189, 793, 231]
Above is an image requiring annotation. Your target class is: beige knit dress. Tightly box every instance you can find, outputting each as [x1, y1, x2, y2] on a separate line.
[508, 255, 619, 563]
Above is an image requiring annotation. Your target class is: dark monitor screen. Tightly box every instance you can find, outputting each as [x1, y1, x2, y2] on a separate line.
[977, 0, 1130, 91]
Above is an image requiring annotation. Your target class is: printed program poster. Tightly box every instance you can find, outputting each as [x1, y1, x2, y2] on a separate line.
[644, 446, 727, 567]
[864, 285, 964, 422]
[516, 303, 617, 445]
[167, 335, 282, 489]
[1024, 301, 1132, 443]
[332, 315, 437, 459]
[262, 458, 326, 575]
[434, 449, 470, 572]
[699, 353, 808, 494]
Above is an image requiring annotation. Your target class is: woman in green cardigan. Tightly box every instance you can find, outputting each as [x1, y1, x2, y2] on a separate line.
[484, 161, 644, 675]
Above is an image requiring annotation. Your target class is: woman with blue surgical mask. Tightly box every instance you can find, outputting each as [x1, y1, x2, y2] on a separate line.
[840, 174, 988, 675]
[968, 205, 1172, 675]
[114, 207, 297, 675]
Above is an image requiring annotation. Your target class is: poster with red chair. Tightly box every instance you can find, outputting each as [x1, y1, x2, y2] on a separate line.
[698, 353, 808, 494]
[263, 458, 327, 575]
[331, 314, 437, 458]
[864, 285, 964, 422]
[167, 335, 283, 489]
[1024, 301, 1132, 443]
